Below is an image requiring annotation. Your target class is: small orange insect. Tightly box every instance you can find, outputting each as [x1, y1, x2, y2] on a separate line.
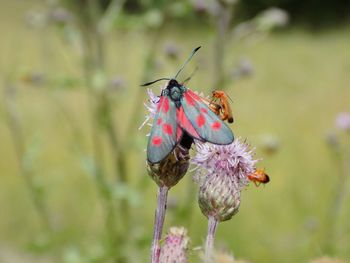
[248, 168, 270, 186]
[210, 90, 234, 123]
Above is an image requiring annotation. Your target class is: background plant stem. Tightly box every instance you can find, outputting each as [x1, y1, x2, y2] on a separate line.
[213, 1, 233, 89]
[3, 83, 52, 233]
[323, 147, 349, 255]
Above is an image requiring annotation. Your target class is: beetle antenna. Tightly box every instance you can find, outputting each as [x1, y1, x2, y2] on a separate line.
[140, 78, 171, 87]
[227, 93, 234, 103]
[174, 46, 201, 79]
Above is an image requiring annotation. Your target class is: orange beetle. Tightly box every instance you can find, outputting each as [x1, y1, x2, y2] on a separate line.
[210, 90, 234, 123]
[248, 168, 270, 186]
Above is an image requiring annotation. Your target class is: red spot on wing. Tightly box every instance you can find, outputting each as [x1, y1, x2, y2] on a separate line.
[152, 136, 163, 146]
[177, 107, 200, 139]
[200, 108, 208, 113]
[186, 89, 201, 100]
[163, 123, 173, 135]
[211, 121, 221, 130]
[184, 92, 196, 106]
[157, 97, 164, 111]
[176, 126, 183, 142]
[162, 97, 170, 113]
[157, 118, 162, 125]
[197, 114, 206, 127]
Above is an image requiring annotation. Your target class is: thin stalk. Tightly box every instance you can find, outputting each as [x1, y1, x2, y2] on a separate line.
[323, 148, 349, 254]
[119, 27, 163, 236]
[81, 28, 122, 262]
[89, 0, 131, 236]
[151, 186, 169, 263]
[3, 84, 52, 232]
[78, 2, 129, 261]
[205, 216, 218, 263]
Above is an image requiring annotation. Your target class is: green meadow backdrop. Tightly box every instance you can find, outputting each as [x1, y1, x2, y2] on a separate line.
[1, 0, 350, 262]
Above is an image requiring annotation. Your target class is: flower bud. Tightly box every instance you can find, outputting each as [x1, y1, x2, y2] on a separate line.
[147, 145, 190, 188]
[159, 227, 189, 263]
[198, 173, 241, 222]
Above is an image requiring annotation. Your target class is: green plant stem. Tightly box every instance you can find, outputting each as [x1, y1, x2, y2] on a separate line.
[213, 1, 233, 89]
[324, 148, 349, 254]
[91, 2, 132, 238]
[81, 27, 123, 262]
[3, 84, 52, 233]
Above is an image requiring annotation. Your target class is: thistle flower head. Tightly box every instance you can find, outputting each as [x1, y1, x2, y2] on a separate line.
[159, 227, 190, 263]
[192, 138, 258, 187]
[199, 173, 241, 221]
[192, 139, 258, 221]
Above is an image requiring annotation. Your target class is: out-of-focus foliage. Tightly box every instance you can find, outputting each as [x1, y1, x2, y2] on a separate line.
[1, 0, 350, 262]
[236, 0, 350, 26]
[119, 0, 350, 27]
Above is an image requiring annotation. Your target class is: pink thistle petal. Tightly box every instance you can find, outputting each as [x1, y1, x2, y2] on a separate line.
[191, 138, 258, 188]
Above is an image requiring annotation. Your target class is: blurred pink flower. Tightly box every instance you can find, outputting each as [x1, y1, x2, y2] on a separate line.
[163, 42, 180, 60]
[335, 112, 350, 132]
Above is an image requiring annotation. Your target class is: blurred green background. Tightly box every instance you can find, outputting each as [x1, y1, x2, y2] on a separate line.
[1, 0, 350, 262]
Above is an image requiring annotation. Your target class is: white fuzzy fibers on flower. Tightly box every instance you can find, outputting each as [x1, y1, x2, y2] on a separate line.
[192, 138, 258, 187]
[139, 88, 161, 131]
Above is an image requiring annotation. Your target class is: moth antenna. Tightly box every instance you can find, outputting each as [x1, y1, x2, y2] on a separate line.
[181, 66, 198, 85]
[174, 46, 201, 79]
[140, 78, 171, 87]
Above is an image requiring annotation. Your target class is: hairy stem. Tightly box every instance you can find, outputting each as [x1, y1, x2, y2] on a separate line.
[151, 186, 169, 263]
[205, 216, 218, 263]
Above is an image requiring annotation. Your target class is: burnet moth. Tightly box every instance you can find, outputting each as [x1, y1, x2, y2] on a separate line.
[142, 46, 234, 164]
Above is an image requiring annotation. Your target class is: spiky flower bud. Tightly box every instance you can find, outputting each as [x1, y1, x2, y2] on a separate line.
[159, 227, 190, 263]
[147, 144, 190, 188]
[199, 173, 241, 221]
[192, 139, 258, 221]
